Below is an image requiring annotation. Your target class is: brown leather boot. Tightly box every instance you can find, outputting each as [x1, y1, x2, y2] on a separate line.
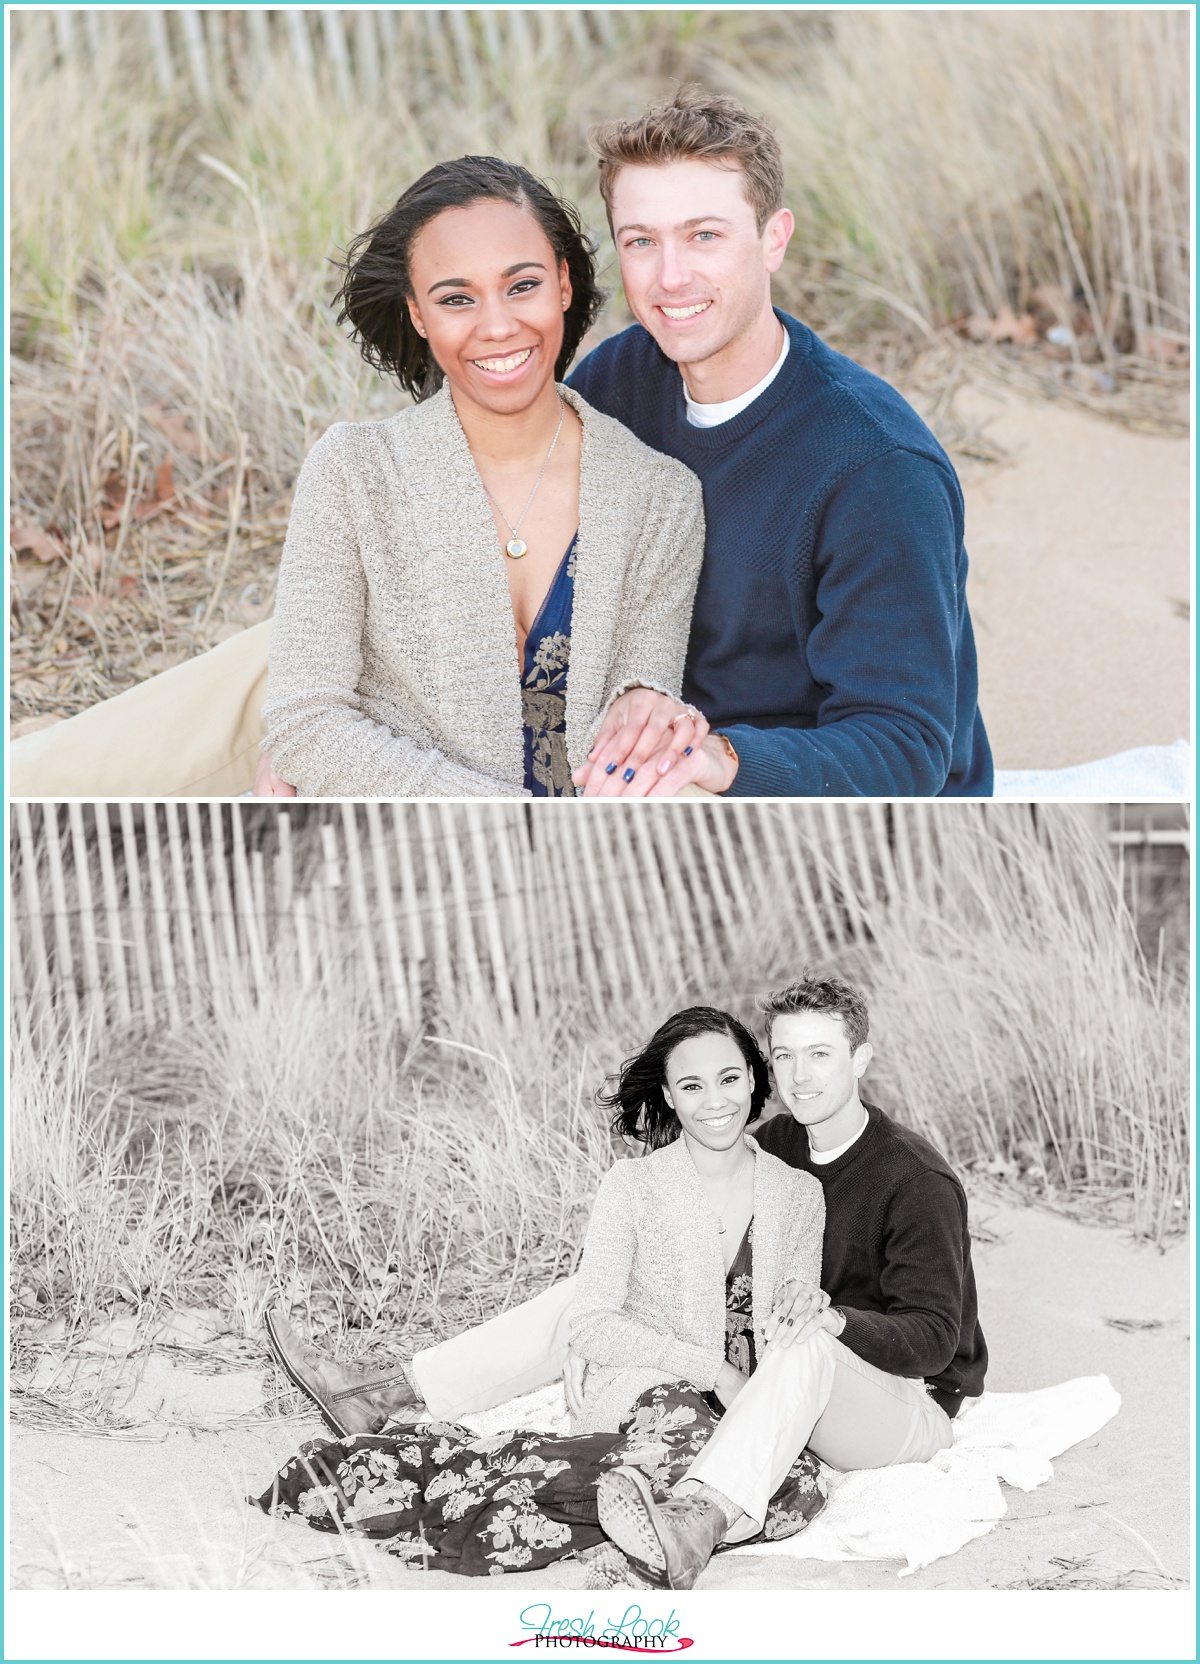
[596, 1467, 728, 1590]
[264, 1308, 423, 1438]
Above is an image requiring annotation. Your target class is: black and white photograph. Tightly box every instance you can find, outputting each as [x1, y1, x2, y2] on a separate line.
[4, 6, 1194, 1663]
[6, 802, 1190, 1619]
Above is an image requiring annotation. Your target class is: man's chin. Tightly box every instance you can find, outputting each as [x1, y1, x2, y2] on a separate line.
[643, 329, 720, 366]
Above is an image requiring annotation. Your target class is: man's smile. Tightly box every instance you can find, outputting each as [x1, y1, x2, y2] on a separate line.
[657, 301, 712, 321]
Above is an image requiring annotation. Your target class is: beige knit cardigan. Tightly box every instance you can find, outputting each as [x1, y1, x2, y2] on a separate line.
[567, 1134, 826, 1435]
[262, 385, 705, 797]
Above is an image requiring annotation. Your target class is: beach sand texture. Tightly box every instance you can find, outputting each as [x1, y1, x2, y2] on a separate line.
[9, 1197, 1189, 1595]
[959, 385, 1191, 771]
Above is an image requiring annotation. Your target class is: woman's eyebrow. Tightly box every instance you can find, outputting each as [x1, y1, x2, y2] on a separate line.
[427, 260, 546, 295]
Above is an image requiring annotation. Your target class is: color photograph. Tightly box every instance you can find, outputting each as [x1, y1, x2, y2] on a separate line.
[7, 7, 1191, 800]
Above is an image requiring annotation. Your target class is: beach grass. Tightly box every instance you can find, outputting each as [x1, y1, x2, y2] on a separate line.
[9, 805, 1188, 1400]
[8, 7, 1190, 726]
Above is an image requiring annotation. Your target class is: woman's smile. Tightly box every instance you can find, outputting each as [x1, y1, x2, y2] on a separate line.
[470, 344, 537, 380]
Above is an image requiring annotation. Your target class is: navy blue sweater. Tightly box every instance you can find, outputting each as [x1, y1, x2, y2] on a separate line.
[569, 313, 992, 797]
[754, 1103, 987, 1414]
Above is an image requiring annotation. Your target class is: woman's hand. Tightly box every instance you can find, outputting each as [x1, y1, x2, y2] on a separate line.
[765, 1279, 846, 1348]
[254, 752, 297, 797]
[563, 1347, 588, 1419]
[714, 1360, 749, 1410]
[572, 689, 709, 797]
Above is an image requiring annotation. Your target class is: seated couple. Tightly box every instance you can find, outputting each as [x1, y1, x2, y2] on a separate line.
[254, 976, 988, 1587]
[13, 86, 992, 802]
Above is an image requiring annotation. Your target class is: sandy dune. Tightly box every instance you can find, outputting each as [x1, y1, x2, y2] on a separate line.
[8, 1197, 1189, 1600]
[956, 385, 1191, 770]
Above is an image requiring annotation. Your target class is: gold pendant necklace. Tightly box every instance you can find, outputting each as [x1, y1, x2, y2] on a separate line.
[712, 1148, 752, 1235]
[480, 400, 566, 560]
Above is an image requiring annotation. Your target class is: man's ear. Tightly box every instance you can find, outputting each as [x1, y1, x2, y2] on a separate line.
[851, 1042, 873, 1080]
[763, 207, 794, 276]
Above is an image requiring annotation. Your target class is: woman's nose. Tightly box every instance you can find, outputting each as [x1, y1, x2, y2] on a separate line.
[475, 296, 520, 339]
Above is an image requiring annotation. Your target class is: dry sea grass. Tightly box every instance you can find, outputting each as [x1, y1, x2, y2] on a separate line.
[8, 9, 1189, 726]
[8, 806, 1189, 1387]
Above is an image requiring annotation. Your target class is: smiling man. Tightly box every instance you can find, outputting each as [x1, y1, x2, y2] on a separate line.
[595, 972, 988, 1586]
[570, 85, 992, 799]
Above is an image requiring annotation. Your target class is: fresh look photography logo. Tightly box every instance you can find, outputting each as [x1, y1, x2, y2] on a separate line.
[509, 1603, 693, 1652]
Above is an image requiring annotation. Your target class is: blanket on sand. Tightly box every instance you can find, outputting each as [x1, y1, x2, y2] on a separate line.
[453, 1374, 1121, 1576]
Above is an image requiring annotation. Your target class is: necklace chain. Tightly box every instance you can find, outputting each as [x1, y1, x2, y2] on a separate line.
[710, 1147, 753, 1235]
[480, 399, 566, 560]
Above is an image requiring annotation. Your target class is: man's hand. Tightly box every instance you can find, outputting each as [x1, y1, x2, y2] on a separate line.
[765, 1279, 847, 1348]
[644, 732, 738, 797]
[572, 689, 709, 797]
[254, 752, 297, 797]
[563, 1347, 588, 1419]
[713, 1360, 749, 1409]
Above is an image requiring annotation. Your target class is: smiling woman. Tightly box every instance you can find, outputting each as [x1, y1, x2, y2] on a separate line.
[9, 156, 712, 802]
[252, 155, 710, 799]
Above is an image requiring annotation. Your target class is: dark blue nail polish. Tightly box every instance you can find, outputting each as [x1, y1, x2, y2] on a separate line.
[623, 768, 635, 782]
[605, 762, 617, 775]
[684, 746, 693, 756]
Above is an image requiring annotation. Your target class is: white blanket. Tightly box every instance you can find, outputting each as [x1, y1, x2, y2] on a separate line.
[457, 1374, 1121, 1577]
[993, 739, 1190, 801]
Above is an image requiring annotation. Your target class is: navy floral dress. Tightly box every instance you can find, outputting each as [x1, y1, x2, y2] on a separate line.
[251, 1224, 826, 1576]
[522, 535, 577, 797]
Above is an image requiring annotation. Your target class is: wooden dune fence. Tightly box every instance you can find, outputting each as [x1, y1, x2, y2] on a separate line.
[9, 800, 974, 1037]
[9, 802, 1182, 1039]
[25, 9, 630, 106]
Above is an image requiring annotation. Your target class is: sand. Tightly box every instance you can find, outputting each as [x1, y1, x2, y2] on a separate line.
[8, 1197, 1190, 1597]
[955, 383, 1191, 770]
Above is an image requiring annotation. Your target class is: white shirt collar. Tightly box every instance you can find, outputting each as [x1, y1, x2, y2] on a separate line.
[808, 1109, 869, 1166]
[684, 328, 790, 428]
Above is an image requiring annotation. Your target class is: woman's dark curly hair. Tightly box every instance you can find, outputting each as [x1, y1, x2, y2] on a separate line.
[333, 155, 604, 402]
[598, 1006, 771, 1152]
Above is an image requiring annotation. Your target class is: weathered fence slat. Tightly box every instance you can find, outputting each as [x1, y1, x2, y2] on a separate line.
[118, 802, 156, 1024]
[14, 803, 52, 1020]
[67, 802, 103, 1023]
[142, 804, 181, 1029]
[94, 805, 133, 1025]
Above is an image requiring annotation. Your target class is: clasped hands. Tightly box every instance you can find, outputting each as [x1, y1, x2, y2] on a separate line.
[572, 689, 737, 798]
[561, 1280, 842, 1418]
[253, 690, 736, 799]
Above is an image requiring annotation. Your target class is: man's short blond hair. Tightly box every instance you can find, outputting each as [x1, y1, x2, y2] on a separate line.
[590, 84, 785, 233]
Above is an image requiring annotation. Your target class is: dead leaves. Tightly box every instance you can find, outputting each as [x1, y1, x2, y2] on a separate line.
[962, 305, 1039, 346]
[9, 518, 66, 563]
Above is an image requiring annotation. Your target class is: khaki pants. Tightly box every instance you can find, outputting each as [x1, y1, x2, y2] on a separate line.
[680, 1328, 952, 1538]
[408, 1276, 952, 1537]
[9, 620, 272, 799]
[8, 618, 713, 801]
[410, 1278, 578, 1419]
